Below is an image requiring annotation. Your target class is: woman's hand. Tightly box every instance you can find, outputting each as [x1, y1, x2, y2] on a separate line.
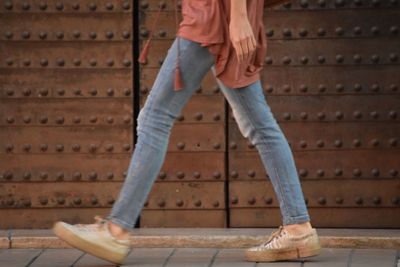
[229, 0, 257, 64]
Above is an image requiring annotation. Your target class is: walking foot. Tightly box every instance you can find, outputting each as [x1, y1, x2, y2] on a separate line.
[245, 225, 321, 262]
[52, 215, 132, 265]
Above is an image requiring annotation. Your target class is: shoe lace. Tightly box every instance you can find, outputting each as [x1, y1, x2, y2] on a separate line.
[74, 215, 108, 231]
[260, 225, 286, 247]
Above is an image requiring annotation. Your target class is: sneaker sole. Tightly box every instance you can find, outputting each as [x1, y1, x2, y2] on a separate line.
[52, 222, 129, 265]
[245, 243, 321, 262]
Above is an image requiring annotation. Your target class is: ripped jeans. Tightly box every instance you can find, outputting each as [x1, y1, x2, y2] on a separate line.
[105, 36, 310, 230]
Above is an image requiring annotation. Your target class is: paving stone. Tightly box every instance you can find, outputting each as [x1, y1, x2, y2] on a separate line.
[397, 251, 400, 267]
[124, 248, 175, 267]
[73, 253, 117, 267]
[28, 248, 83, 267]
[0, 247, 398, 267]
[164, 248, 218, 267]
[0, 249, 42, 267]
[211, 248, 255, 267]
[303, 248, 351, 267]
[349, 248, 398, 267]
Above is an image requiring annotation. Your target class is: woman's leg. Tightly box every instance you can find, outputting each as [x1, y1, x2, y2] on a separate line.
[211, 66, 311, 233]
[105, 36, 215, 234]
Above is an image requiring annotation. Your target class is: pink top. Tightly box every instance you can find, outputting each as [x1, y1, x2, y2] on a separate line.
[138, 0, 267, 91]
[177, 0, 267, 89]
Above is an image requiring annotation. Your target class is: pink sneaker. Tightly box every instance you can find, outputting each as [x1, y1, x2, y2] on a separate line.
[245, 225, 321, 262]
[52, 215, 132, 265]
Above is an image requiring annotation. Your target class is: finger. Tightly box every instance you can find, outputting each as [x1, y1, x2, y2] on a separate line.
[242, 38, 250, 62]
[246, 38, 252, 61]
[247, 35, 256, 58]
[231, 41, 239, 62]
[237, 41, 244, 63]
[250, 35, 257, 54]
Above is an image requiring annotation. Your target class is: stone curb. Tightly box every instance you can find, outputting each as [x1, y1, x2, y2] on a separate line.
[4, 235, 400, 250]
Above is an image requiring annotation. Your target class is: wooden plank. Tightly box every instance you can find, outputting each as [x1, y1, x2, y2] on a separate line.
[0, 12, 132, 36]
[229, 150, 400, 180]
[124, 248, 174, 267]
[211, 249, 254, 267]
[0, 69, 133, 98]
[137, 38, 400, 67]
[143, 181, 226, 210]
[138, 9, 400, 39]
[304, 248, 351, 267]
[141, 0, 398, 11]
[28, 248, 83, 267]
[229, 179, 400, 208]
[0, 154, 131, 183]
[231, 121, 400, 151]
[0, 98, 132, 127]
[260, 65, 400, 91]
[2, 208, 112, 230]
[0, 42, 132, 68]
[164, 248, 218, 267]
[0, 182, 123, 209]
[230, 206, 400, 228]
[349, 248, 398, 267]
[0, 249, 43, 267]
[141, 209, 227, 228]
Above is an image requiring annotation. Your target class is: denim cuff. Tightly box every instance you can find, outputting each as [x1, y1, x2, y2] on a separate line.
[105, 215, 134, 232]
[282, 214, 311, 225]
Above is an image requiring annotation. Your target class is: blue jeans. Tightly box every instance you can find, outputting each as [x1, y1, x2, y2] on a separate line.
[105, 36, 310, 230]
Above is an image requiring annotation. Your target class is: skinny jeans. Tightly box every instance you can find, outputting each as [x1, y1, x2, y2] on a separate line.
[105, 36, 310, 229]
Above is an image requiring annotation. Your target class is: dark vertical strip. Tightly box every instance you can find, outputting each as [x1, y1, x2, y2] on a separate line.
[132, 0, 141, 228]
[224, 99, 231, 227]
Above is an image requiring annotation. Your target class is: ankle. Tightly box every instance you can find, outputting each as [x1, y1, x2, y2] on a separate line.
[283, 221, 313, 235]
[107, 221, 130, 240]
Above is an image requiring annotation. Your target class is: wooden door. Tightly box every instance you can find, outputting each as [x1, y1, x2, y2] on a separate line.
[228, 0, 400, 228]
[0, 0, 134, 228]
